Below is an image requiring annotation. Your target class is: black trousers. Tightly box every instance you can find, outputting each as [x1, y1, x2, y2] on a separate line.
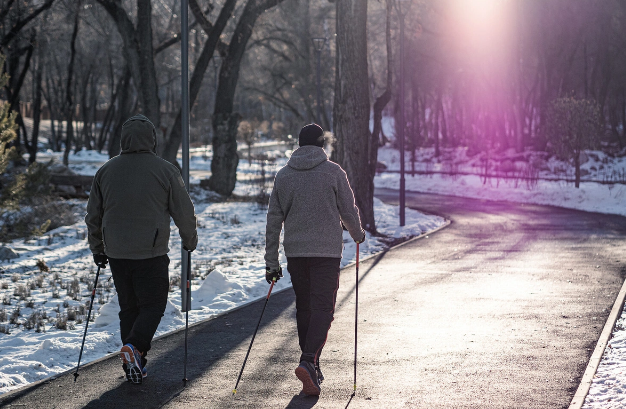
[287, 257, 341, 366]
[109, 255, 170, 354]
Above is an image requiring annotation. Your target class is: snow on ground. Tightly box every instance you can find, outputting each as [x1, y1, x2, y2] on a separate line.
[376, 147, 626, 217]
[376, 145, 626, 408]
[584, 312, 626, 409]
[0, 148, 445, 395]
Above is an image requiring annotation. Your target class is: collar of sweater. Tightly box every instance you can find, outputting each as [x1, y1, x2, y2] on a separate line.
[288, 145, 328, 170]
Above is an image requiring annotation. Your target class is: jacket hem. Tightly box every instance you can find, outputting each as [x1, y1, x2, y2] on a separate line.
[284, 251, 342, 259]
[106, 249, 169, 260]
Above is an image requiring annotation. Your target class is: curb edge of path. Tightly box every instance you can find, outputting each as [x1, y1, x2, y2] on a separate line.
[569, 273, 626, 409]
[0, 219, 451, 405]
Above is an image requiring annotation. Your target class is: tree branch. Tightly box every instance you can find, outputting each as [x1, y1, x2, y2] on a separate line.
[188, 0, 231, 56]
[243, 85, 304, 119]
[1, 0, 55, 48]
[0, 0, 16, 24]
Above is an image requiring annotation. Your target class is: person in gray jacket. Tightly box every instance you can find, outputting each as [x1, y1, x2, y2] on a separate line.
[265, 123, 365, 396]
[85, 114, 197, 384]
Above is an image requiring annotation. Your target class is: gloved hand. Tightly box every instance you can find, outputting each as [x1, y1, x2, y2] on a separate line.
[265, 266, 283, 284]
[93, 253, 108, 268]
[355, 230, 366, 244]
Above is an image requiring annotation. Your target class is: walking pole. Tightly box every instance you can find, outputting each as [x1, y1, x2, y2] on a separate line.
[352, 243, 360, 396]
[183, 250, 191, 385]
[232, 278, 277, 395]
[73, 266, 102, 382]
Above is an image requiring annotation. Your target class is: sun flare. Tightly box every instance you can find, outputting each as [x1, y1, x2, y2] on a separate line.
[448, 0, 512, 53]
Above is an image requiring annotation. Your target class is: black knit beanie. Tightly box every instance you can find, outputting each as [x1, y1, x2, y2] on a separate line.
[298, 124, 324, 147]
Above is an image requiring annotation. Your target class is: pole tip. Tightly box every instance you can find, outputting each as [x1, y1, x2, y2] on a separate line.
[232, 389, 237, 395]
[73, 373, 79, 382]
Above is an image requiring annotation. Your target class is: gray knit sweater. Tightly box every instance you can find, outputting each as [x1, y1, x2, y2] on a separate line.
[264, 146, 363, 269]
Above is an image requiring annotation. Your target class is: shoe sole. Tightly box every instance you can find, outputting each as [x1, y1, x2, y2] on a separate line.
[295, 366, 321, 396]
[120, 345, 144, 385]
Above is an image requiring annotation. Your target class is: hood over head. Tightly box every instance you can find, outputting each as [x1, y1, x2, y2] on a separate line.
[120, 115, 157, 154]
[287, 145, 328, 170]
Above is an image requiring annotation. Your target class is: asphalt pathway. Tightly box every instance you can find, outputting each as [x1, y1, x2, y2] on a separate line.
[2, 190, 625, 408]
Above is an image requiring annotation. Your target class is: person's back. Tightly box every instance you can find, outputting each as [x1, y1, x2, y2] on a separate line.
[267, 146, 362, 263]
[85, 115, 197, 385]
[88, 116, 196, 259]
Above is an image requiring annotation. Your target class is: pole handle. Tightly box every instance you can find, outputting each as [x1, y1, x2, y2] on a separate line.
[266, 280, 275, 299]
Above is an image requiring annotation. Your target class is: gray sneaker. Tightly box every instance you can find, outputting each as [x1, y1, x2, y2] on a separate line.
[295, 361, 321, 396]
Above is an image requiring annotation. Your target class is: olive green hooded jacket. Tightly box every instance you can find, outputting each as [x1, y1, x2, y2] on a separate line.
[85, 115, 198, 259]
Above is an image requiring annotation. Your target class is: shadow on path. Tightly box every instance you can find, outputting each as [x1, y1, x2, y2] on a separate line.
[284, 392, 319, 408]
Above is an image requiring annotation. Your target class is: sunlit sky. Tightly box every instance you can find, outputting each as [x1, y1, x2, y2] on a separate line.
[446, 0, 515, 70]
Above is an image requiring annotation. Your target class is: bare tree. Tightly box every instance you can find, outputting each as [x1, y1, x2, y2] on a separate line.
[62, 0, 81, 166]
[207, 0, 287, 196]
[371, 0, 393, 151]
[333, 0, 375, 231]
[95, 0, 161, 129]
[159, 0, 236, 165]
[547, 96, 601, 188]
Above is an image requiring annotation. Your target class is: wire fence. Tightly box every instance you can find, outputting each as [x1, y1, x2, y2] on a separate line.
[379, 167, 626, 186]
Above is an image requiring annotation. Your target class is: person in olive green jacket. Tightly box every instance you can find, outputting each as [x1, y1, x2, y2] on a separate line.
[85, 114, 197, 384]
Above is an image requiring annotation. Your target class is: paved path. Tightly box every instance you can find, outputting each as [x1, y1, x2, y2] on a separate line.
[2, 190, 625, 408]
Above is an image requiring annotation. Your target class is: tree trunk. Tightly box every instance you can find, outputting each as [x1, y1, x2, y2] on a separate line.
[29, 36, 44, 163]
[77, 68, 94, 151]
[371, 0, 392, 153]
[574, 148, 580, 188]
[108, 66, 132, 158]
[63, 1, 81, 166]
[410, 81, 418, 173]
[75, 69, 92, 153]
[434, 94, 440, 157]
[208, 0, 285, 196]
[5, 30, 35, 156]
[63, 117, 74, 166]
[439, 94, 448, 148]
[96, 0, 161, 129]
[43, 75, 59, 151]
[209, 112, 240, 194]
[620, 88, 626, 149]
[97, 71, 124, 152]
[160, 0, 236, 165]
[333, 0, 374, 231]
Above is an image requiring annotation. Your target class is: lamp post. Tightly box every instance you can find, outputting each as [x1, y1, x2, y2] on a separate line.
[395, 0, 410, 227]
[181, 0, 191, 312]
[311, 37, 326, 125]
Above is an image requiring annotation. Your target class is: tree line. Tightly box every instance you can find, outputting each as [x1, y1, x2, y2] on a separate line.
[1, 0, 624, 234]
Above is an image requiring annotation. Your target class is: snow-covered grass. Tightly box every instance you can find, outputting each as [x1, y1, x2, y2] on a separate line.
[376, 147, 626, 217]
[375, 145, 626, 408]
[584, 311, 626, 409]
[0, 147, 445, 395]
